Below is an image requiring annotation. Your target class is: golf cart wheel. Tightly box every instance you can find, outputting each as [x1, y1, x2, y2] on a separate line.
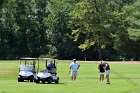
[30, 79, 33, 82]
[18, 77, 24, 82]
[55, 77, 59, 84]
[18, 78, 22, 82]
[29, 76, 34, 82]
[35, 77, 40, 83]
[47, 77, 52, 84]
[55, 80, 59, 84]
[42, 80, 45, 84]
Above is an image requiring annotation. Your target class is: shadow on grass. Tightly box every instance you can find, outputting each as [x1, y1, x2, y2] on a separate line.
[36, 82, 67, 85]
[1, 91, 6, 93]
[17, 80, 67, 85]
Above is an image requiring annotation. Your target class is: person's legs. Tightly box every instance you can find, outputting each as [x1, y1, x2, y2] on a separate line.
[106, 70, 110, 84]
[106, 75, 109, 82]
[99, 75, 101, 82]
[73, 71, 78, 81]
[101, 74, 104, 82]
[71, 76, 73, 81]
[74, 76, 76, 81]
[71, 71, 74, 81]
[99, 73, 104, 83]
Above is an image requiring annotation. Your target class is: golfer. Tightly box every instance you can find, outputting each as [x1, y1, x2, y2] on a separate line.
[47, 61, 56, 70]
[69, 59, 80, 82]
[105, 62, 110, 84]
[98, 61, 105, 83]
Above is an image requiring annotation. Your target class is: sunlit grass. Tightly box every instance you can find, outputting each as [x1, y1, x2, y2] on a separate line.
[0, 60, 140, 93]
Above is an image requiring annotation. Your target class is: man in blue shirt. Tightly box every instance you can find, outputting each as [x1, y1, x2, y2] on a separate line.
[47, 61, 55, 70]
[69, 59, 80, 82]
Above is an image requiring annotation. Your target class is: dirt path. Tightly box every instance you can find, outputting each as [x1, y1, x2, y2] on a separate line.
[106, 61, 140, 64]
[78, 61, 140, 64]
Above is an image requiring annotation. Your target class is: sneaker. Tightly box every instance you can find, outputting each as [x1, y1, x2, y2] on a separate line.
[73, 81, 76, 83]
[106, 82, 110, 84]
[98, 80, 102, 83]
[70, 81, 73, 83]
[101, 81, 104, 83]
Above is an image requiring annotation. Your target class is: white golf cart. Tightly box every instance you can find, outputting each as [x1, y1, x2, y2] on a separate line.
[17, 57, 38, 82]
[35, 58, 59, 84]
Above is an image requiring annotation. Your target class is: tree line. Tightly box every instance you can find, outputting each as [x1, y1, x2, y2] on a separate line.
[0, 0, 140, 60]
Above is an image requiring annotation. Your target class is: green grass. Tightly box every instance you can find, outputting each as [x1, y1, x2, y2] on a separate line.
[0, 60, 140, 93]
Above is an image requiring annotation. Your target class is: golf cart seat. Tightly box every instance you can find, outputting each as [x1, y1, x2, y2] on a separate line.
[41, 68, 48, 73]
[48, 68, 57, 74]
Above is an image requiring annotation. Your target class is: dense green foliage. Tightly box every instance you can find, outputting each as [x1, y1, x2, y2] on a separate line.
[0, 61, 140, 93]
[0, 0, 140, 60]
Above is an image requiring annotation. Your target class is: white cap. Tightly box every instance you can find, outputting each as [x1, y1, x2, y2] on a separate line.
[73, 59, 76, 61]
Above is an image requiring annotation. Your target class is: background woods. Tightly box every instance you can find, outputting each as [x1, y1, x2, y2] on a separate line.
[0, 0, 140, 60]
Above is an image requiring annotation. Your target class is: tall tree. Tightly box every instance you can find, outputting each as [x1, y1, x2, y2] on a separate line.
[44, 0, 81, 59]
[114, 0, 140, 60]
[69, 0, 116, 60]
[13, 0, 50, 57]
[0, 1, 18, 59]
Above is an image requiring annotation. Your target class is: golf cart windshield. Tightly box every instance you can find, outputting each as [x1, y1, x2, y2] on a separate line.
[19, 57, 38, 72]
[38, 58, 58, 73]
[19, 65, 34, 71]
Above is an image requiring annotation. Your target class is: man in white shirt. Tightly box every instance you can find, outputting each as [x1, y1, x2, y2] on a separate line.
[69, 59, 80, 82]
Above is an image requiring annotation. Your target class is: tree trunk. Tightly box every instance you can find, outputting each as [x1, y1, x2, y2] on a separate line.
[97, 38, 102, 61]
[93, 0, 102, 61]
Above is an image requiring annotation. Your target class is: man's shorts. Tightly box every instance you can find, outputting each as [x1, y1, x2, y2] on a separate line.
[100, 72, 105, 75]
[106, 70, 110, 75]
[71, 71, 78, 77]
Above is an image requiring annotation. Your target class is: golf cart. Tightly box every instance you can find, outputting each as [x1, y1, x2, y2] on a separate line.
[17, 57, 38, 82]
[35, 58, 59, 84]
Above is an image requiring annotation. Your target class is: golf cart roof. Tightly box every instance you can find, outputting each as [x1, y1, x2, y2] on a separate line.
[20, 57, 38, 60]
[38, 58, 58, 60]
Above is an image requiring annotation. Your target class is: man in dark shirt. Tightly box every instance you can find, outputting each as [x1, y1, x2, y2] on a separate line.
[98, 61, 105, 83]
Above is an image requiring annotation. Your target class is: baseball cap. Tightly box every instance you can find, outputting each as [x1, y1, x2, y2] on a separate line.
[73, 59, 76, 61]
